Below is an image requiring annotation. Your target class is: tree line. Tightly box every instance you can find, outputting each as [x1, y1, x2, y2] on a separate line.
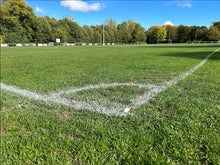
[1, 0, 220, 44]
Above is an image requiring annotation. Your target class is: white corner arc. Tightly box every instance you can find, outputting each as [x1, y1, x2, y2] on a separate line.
[1, 48, 219, 116]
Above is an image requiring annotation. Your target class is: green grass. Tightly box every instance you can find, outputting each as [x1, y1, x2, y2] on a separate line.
[1, 44, 220, 164]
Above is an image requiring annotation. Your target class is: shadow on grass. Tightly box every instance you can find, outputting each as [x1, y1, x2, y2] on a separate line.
[158, 51, 220, 61]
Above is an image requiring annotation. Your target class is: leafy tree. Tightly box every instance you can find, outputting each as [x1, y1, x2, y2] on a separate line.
[104, 31, 110, 43]
[177, 25, 190, 43]
[0, 0, 36, 42]
[205, 26, 220, 41]
[82, 25, 94, 43]
[148, 25, 166, 43]
[132, 23, 146, 43]
[213, 21, 220, 32]
[128, 20, 136, 43]
[0, 35, 4, 43]
[117, 21, 131, 43]
[54, 27, 67, 43]
[105, 18, 117, 43]
[163, 25, 178, 42]
[35, 17, 52, 42]
[93, 31, 102, 43]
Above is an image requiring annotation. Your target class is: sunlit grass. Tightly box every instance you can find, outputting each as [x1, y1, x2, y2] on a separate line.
[1, 44, 220, 164]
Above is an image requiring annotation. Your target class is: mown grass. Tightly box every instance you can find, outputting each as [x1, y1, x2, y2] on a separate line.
[1, 44, 220, 164]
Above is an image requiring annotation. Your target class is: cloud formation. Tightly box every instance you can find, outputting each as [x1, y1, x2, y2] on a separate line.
[177, 3, 192, 8]
[61, 0, 103, 12]
[163, 21, 174, 26]
[35, 7, 44, 13]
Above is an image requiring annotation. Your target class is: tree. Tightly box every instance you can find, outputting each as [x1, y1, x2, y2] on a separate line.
[93, 31, 102, 43]
[105, 18, 117, 43]
[54, 27, 67, 43]
[205, 27, 220, 41]
[132, 23, 146, 43]
[128, 20, 136, 43]
[188, 26, 198, 41]
[148, 25, 166, 43]
[213, 21, 220, 32]
[82, 25, 94, 43]
[35, 17, 52, 42]
[0, 0, 36, 42]
[0, 35, 4, 43]
[117, 21, 131, 43]
[176, 25, 190, 43]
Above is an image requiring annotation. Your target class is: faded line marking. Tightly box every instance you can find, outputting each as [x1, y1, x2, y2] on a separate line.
[0, 82, 155, 116]
[1, 48, 219, 116]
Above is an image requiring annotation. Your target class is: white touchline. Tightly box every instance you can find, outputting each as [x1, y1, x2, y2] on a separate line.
[131, 48, 220, 108]
[1, 48, 219, 116]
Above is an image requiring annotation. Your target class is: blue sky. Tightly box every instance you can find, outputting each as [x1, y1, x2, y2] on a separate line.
[27, 0, 220, 29]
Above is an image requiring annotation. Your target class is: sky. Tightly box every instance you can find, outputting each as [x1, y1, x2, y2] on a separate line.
[27, 0, 220, 29]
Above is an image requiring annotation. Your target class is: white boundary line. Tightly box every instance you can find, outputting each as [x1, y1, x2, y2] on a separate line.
[1, 48, 219, 116]
[131, 48, 220, 108]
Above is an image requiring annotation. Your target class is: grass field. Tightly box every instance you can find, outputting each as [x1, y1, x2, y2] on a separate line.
[1, 44, 220, 164]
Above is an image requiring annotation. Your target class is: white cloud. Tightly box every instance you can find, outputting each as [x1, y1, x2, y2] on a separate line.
[35, 7, 44, 13]
[163, 21, 174, 26]
[61, 0, 103, 12]
[177, 3, 192, 8]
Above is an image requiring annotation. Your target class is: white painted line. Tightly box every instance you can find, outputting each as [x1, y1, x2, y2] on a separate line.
[1, 48, 219, 116]
[131, 48, 220, 108]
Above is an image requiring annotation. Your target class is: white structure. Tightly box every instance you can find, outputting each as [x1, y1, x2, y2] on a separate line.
[37, 43, 43, 46]
[48, 42, 54, 46]
[16, 43, 22, 46]
[56, 38, 60, 43]
[0, 44, 8, 47]
[89, 43, 92, 46]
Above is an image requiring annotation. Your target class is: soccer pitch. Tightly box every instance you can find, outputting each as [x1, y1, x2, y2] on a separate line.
[1, 44, 220, 164]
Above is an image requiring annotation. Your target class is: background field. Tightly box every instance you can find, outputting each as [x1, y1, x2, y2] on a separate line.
[1, 44, 220, 164]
